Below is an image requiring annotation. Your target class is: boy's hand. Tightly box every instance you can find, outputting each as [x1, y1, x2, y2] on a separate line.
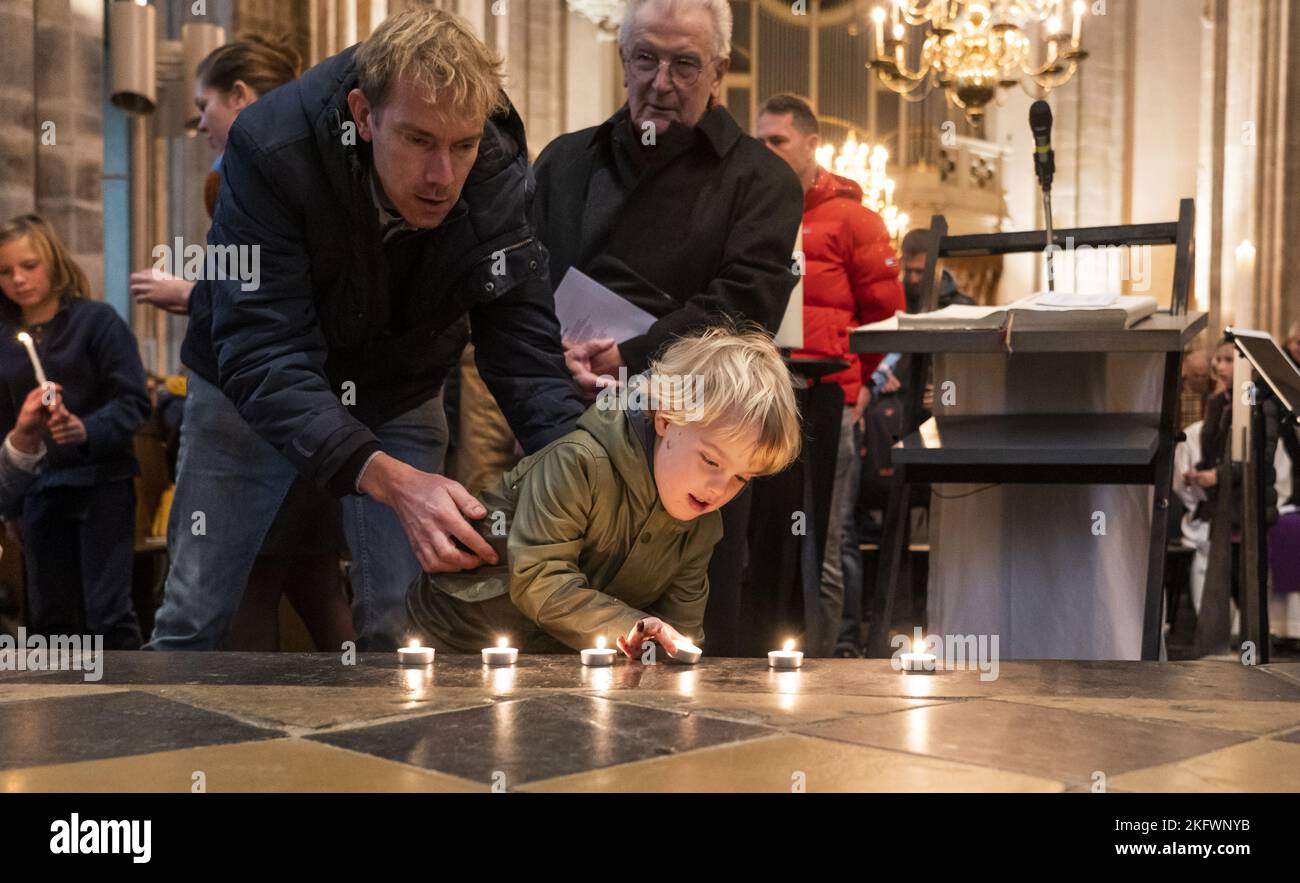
[617, 617, 687, 659]
[47, 402, 87, 446]
[12, 384, 59, 453]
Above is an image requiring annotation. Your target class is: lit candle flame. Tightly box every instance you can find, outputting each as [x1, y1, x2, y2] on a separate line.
[497, 637, 508, 649]
[408, 640, 419, 649]
[783, 639, 795, 653]
[913, 637, 924, 655]
[596, 635, 606, 650]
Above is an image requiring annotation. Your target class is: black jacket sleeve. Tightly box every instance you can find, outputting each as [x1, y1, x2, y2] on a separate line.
[208, 123, 381, 496]
[80, 308, 150, 460]
[616, 158, 803, 373]
[470, 240, 585, 453]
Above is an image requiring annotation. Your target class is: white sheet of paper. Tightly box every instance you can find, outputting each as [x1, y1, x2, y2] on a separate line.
[1031, 291, 1121, 308]
[553, 267, 657, 343]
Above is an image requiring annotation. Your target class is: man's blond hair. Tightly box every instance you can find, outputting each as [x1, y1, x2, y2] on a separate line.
[650, 324, 801, 476]
[355, 7, 506, 119]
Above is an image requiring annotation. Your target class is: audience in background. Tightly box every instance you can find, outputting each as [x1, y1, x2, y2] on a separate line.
[755, 92, 904, 657]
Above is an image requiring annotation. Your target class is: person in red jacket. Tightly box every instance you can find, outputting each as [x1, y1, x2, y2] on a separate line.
[757, 93, 905, 656]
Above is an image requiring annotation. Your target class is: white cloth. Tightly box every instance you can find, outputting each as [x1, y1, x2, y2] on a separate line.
[926, 351, 1164, 660]
[2, 432, 45, 473]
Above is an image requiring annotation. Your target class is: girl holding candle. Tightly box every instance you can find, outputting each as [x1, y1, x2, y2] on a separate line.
[0, 214, 151, 648]
[406, 326, 802, 658]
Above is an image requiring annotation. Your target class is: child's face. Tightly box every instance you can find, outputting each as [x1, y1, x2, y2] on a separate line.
[652, 413, 762, 521]
[0, 236, 54, 314]
[1214, 343, 1235, 387]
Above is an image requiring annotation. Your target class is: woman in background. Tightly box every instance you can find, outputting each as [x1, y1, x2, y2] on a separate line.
[0, 214, 150, 647]
[131, 36, 353, 651]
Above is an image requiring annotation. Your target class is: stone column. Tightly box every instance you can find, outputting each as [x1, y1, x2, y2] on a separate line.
[0, 0, 106, 300]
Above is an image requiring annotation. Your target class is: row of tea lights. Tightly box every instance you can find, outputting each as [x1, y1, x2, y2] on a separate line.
[398, 637, 938, 670]
[398, 637, 807, 668]
[395, 634, 946, 671]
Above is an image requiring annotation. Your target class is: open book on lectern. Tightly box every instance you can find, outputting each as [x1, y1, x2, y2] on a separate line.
[856, 292, 1159, 333]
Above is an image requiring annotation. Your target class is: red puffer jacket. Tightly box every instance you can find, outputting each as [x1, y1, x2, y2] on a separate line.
[795, 169, 905, 403]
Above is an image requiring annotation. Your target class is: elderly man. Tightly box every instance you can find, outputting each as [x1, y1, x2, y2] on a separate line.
[148, 8, 584, 651]
[530, 0, 803, 655]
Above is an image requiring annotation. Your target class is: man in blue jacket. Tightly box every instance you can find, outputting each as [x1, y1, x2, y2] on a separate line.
[148, 8, 584, 650]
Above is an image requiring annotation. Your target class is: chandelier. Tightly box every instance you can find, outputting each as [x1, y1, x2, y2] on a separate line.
[816, 134, 910, 242]
[566, 0, 626, 38]
[867, 0, 1090, 120]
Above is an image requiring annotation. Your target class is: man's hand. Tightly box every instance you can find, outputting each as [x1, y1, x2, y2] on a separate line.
[922, 381, 935, 411]
[130, 269, 194, 315]
[12, 385, 58, 454]
[47, 401, 87, 446]
[589, 341, 623, 377]
[616, 616, 687, 659]
[358, 453, 499, 573]
[881, 370, 901, 394]
[563, 338, 619, 403]
[850, 387, 870, 430]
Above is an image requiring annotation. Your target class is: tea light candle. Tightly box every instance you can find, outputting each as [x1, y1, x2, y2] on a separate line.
[899, 638, 937, 673]
[580, 635, 615, 666]
[481, 636, 518, 666]
[768, 639, 803, 670]
[397, 640, 434, 666]
[16, 332, 47, 386]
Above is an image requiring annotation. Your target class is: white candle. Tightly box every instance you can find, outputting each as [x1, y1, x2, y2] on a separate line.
[1071, 0, 1084, 46]
[397, 640, 434, 666]
[666, 638, 702, 665]
[482, 636, 518, 666]
[768, 639, 804, 670]
[16, 332, 47, 387]
[871, 7, 886, 58]
[581, 635, 615, 666]
[899, 638, 937, 672]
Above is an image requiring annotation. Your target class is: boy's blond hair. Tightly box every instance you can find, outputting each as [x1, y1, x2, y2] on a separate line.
[355, 7, 506, 120]
[650, 324, 801, 476]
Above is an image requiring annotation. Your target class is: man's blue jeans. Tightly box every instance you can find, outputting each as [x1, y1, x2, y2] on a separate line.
[146, 374, 447, 651]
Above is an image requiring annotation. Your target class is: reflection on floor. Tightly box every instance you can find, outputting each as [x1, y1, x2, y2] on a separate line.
[1, 653, 1298, 792]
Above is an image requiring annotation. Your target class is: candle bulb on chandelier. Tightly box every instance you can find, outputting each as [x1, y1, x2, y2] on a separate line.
[1071, 0, 1085, 46]
[871, 7, 886, 58]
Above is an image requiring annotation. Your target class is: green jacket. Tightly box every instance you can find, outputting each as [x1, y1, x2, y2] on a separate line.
[420, 403, 723, 650]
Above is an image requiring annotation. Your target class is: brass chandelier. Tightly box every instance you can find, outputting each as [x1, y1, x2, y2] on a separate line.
[867, 0, 1090, 120]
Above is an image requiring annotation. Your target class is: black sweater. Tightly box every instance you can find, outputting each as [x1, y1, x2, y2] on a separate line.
[0, 297, 149, 491]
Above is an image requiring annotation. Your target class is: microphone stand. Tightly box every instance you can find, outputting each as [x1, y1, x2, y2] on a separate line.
[1042, 187, 1056, 293]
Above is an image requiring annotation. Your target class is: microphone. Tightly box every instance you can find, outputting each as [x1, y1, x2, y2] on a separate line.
[1029, 99, 1055, 192]
[1030, 100, 1057, 291]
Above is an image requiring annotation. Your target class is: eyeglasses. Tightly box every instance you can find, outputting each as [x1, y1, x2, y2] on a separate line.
[623, 49, 709, 86]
